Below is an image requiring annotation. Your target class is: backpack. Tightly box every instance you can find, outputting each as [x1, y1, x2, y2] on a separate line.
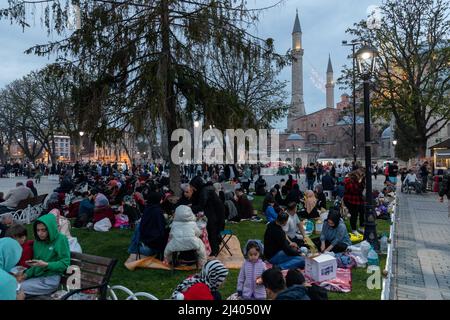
[335, 253, 357, 269]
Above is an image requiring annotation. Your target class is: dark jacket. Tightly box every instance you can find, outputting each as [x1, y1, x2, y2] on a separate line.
[305, 167, 315, 180]
[439, 174, 450, 198]
[139, 204, 167, 252]
[322, 175, 335, 191]
[191, 184, 225, 232]
[236, 196, 254, 220]
[285, 189, 303, 205]
[316, 192, 327, 210]
[276, 285, 310, 300]
[254, 178, 267, 196]
[264, 222, 299, 261]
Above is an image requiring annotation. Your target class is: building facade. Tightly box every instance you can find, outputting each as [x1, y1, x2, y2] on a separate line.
[280, 12, 384, 165]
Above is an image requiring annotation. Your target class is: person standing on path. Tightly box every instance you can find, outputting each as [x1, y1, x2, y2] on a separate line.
[420, 161, 430, 193]
[438, 171, 450, 217]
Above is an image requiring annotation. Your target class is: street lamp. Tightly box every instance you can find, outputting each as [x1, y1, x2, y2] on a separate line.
[356, 44, 379, 250]
[392, 140, 397, 146]
[342, 39, 362, 164]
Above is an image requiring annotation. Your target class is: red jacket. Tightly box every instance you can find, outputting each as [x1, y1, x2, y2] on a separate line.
[18, 240, 34, 268]
[343, 177, 365, 205]
[182, 283, 214, 300]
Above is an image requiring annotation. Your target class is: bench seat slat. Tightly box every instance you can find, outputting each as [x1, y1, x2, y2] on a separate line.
[70, 252, 113, 266]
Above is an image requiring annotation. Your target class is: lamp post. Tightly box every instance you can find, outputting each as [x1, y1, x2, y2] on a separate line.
[79, 131, 85, 162]
[356, 44, 379, 250]
[342, 40, 362, 164]
[392, 140, 397, 159]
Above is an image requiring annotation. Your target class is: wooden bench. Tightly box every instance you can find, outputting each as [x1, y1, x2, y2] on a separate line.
[60, 252, 117, 300]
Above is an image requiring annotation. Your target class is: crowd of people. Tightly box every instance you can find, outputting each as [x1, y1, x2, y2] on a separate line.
[1, 157, 448, 301]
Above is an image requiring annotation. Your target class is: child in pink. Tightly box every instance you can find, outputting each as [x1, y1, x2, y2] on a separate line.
[237, 241, 267, 300]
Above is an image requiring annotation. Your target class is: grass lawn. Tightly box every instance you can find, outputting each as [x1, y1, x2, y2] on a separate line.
[27, 195, 390, 300]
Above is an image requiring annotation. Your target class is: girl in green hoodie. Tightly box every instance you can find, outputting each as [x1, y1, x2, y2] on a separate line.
[19, 214, 70, 297]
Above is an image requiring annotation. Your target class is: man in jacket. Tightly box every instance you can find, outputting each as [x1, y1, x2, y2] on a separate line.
[18, 214, 70, 297]
[420, 161, 430, 193]
[0, 182, 34, 214]
[439, 171, 450, 218]
[264, 212, 305, 270]
[190, 176, 226, 256]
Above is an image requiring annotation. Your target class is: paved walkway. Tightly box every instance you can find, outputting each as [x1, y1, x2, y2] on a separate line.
[391, 191, 450, 300]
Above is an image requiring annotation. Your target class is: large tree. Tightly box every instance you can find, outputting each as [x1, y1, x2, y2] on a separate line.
[341, 0, 450, 158]
[1, 0, 288, 192]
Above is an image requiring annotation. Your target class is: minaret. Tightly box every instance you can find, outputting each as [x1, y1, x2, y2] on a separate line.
[326, 54, 335, 108]
[288, 10, 306, 132]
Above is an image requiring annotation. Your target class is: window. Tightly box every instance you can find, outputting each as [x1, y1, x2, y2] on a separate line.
[311, 124, 313, 128]
[308, 134, 318, 143]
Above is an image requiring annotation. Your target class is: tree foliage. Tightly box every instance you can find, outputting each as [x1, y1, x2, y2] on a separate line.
[340, 0, 450, 158]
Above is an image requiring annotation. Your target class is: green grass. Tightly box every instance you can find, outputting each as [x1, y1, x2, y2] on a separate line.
[25, 195, 390, 300]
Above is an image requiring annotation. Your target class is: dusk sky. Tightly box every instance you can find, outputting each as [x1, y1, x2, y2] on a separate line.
[0, 0, 382, 129]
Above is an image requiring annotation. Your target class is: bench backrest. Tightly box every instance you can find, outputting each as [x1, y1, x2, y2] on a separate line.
[33, 194, 48, 206]
[67, 252, 117, 300]
[15, 198, 35, 210]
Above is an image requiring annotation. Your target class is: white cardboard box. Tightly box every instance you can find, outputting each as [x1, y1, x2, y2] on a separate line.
[305, 254, 337, 282]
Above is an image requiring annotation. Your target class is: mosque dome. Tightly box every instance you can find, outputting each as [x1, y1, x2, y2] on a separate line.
[381, 127, 391, 139]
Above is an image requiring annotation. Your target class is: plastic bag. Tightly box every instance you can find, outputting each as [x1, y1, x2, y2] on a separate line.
[360, 240, 371, 259]
[114, 214, 129, 228]
[94, 218, 112, 232]
[349, 232, 364, 244]
[69, 237, 82, 253]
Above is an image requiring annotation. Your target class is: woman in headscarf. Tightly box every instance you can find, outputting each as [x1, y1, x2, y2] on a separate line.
[313, 209, 351, 253]
[44, 192, 63, 213]
[302, 190, 320, 219]
[314, 184, 327, 211]
[26, 180, 38, 198]
[224, 191, 239, 222]
[0, 238, 24, 300]
[92, 193, 115, 225]
[171, 259, 229, 300]
[213, 183, 225, 203]
[285, 183, 303, 205]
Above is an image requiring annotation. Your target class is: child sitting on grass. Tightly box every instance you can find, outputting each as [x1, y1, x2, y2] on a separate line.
[265, 197, 278, 223]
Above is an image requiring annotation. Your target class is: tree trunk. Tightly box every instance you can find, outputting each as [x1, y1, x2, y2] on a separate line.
[0, 143, 6, 163]
[417, 140, 427, 159]
[161, 0, 181, 196]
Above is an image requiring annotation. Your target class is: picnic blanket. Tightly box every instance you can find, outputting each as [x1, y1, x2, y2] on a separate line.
[124, 235, 245, 271]
[305, 268, 352, 293]
[215, 235, 245, 269]
[262, 262, 352, 293]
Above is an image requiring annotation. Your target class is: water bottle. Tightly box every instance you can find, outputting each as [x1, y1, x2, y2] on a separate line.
[380, 234, 388, 254]
[367, 247, 379, 266]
